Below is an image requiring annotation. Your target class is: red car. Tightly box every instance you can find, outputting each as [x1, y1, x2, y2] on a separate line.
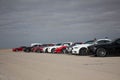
[54, 46, 68, 53]
[12, 46, 26, 52]
[32, 46, 43, 53]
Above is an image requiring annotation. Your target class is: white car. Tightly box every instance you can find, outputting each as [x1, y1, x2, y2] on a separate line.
[72, 39, 111, 55]
[42, 44, 55, 53]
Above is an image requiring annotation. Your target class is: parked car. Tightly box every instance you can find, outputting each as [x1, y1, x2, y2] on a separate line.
[88, 38, 120, 57]
[72, 39, 111, 55]
[54, 43, 70, 53]
[24, 46, 33, 52]
[42, 44, 55, 53]
[12, 46, 26, 52]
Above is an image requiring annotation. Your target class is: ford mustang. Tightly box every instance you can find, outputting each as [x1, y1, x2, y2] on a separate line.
[88, 38, 120, 57]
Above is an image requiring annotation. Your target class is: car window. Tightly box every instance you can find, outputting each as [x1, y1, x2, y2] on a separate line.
[84, 40, 94, 44]
[97, 40, 110, 44]
[56, 44, 62, 46]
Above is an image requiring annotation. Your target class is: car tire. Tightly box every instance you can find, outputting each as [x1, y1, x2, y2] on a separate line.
[45, 48, 48, 53]
[51, 48, 55, 53]
[79, 48, 87, 55]
[96, 48, 107, 57]
[26, 49, 30, 52]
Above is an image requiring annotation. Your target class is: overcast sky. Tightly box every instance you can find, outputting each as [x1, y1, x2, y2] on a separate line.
[0, 0, 120, 48]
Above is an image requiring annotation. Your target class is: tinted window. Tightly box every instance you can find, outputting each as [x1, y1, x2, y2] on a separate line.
[84, 40, 94, 44]
[97, 40, 110, 44]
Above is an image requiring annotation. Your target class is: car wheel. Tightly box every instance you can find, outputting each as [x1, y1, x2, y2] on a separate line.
[79, 48, 87, 55]
[45, 48, 48, 53]
[96, 48, 107, 57]
[51, 48, 55, 53]
[26, 49, 30, 52]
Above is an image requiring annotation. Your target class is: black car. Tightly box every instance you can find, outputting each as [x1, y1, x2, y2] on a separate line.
[88, 38, 120, 57]
[24, 47, 33, 52]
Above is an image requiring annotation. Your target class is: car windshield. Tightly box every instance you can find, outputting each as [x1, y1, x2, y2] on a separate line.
[84, 40, 95, 44]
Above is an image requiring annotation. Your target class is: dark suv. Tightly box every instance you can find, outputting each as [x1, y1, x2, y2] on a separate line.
[88, 38, 120, 57]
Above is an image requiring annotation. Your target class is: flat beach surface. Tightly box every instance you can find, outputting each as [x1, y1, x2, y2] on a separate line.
[0, 49, 120, 80]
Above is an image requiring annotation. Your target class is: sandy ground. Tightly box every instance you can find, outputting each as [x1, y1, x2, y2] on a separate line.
[0, 49, 120, 80]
